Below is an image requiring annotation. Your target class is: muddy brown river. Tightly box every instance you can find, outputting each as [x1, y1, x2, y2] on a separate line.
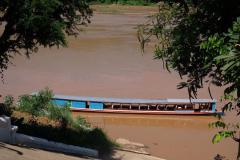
[0, 8, 237, 160]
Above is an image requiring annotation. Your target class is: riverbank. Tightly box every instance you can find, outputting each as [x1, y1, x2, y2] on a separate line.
[0, 142, 165, 160]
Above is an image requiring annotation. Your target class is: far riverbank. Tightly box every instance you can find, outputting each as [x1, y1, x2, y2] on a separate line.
[91, 4, 158, 14]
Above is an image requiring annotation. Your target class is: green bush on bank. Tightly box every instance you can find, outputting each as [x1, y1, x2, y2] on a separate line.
[0, 95, 15, 116]
[17, 88, 72, 127]
[18, 88, 53, 117]
[72, 115, 91, 129]
[17, 88, 90, 129]
[10, 88, 115, 155]
[47, 105, 74, 128]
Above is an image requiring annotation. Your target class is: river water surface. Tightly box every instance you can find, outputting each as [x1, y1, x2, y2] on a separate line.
[0, 8, 236, 160]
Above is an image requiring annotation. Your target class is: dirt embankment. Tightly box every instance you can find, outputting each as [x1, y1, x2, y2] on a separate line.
[0, 142, 165, 160]
[91, 4, 158, 14]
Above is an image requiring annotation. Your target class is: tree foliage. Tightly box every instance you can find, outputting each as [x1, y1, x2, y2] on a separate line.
[138, 0, 240, 159]
[138, 0, 240, 98]
[0, 0, 92, 76]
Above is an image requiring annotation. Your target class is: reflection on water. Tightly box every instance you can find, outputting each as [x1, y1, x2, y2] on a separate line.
[73, 112, 215, 129]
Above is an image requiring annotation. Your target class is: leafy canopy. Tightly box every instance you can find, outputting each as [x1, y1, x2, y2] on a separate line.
[0, 0, 92, 75]
[138, 1, 240, 159]
[138, 0, 240, 99]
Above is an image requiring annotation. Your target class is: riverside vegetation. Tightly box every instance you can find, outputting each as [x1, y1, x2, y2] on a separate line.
[0, 88, 115, 156]
[138, 1, 240, 159]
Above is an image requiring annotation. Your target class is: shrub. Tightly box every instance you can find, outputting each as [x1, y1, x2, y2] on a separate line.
[18, 88, 53, 117]
[14, 88, 115, 155]
[17, 88, 90, 129]
[47, 104, 73, 128]
[4, 95, 14, 108]
[72, 116, 91, 129]
[0, 95, 15, 116]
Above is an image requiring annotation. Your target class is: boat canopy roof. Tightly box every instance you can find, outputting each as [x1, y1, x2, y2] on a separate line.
[46, 94, 216, 104]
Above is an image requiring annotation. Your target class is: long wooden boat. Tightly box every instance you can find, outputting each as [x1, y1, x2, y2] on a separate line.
[50, 95, 218, 116]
